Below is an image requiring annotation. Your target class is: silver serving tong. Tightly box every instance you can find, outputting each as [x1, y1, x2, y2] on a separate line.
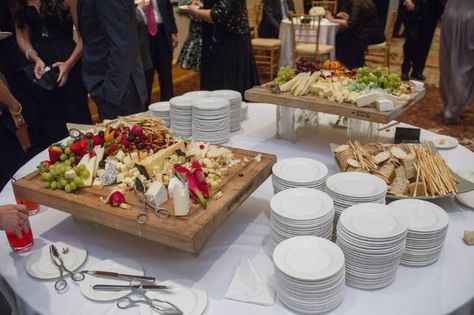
[134, 178, 149, 224]
[49, 244, 85, 292]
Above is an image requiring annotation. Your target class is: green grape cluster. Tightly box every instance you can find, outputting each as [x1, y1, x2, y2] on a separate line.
[350, 67, 401, 92]
[40, 163, 87, 193]
[274, 66, 296, 85]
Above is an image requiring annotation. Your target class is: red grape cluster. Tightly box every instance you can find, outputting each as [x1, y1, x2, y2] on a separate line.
[295, 58, 321, 74]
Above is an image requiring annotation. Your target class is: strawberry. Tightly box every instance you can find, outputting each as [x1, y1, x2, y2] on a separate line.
[109, 191, 125, 207]
[131, 125, 143, 137]
[89, 150, 96, 158]
[92, 135, 104, 147]
[70, 139, 89, 155]
[48, 144, 63, 163]
[84, 132, 94, 140]
[37, 160, 51, 174]
[108, 144, 117, 154]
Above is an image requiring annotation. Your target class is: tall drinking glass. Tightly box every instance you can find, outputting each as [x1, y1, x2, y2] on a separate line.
[5, 219, 34, 252]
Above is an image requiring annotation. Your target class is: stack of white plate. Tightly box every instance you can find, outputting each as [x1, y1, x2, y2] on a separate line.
[269, 188, 335, 253]
[170, 96, 197, 137]
[336, 203, 409, 289]
[272, 158, 328, 194]
[273, 236, 345, 314]
[389, 199, 449, 266]
[325, 172, 388, 238]
[241, 101, 248, 121]
[192, 97, 231, 144]
[210, 90, 242, 132]
[183, 90, 211, 98]
[148, 101, 170, 127]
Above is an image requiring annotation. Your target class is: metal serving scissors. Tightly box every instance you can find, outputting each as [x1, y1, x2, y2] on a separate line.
[116, 282, 183, 315]
[49, 244, 85, 292]
[134, 178, 170, 224]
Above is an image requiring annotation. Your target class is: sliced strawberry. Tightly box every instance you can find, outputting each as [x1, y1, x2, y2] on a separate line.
[92, 135, 104, 147]
[48, 144, 63, 163]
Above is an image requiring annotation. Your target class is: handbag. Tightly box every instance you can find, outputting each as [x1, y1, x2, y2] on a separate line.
[23, 63, 59, 90]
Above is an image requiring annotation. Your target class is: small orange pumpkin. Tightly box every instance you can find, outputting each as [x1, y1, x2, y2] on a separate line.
[322, 60, 342, 71]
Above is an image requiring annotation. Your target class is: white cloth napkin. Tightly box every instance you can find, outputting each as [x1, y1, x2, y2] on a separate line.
[225, 258, 275, 306]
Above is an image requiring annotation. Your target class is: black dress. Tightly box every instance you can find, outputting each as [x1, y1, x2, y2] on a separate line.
[200, 0, 259, 96]
[25, 6, 91, 149]
[335, 0, 383, 69]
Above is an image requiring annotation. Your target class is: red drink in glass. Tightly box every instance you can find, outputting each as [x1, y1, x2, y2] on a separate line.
[5, 222, 34, 252]
[15, 196, 40, 215]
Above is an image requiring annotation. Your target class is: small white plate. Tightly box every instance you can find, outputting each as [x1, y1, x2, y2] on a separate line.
[339, 203, 409, 239]
[326, 172, 387, 199]
[273, 236, 344, 281]
[149, 102, 170, 112]
[79, 258, 144, 301]
[26, 241, 87, 280]
[273, 158, 328, 184]
[0, 32, 13, 40]
[424, 134, 458, 149]
[388, 199, 449, 232]
[139, 280, 208, 315]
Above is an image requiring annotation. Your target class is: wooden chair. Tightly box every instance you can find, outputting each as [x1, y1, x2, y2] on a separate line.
[251, 2, 282, 80]
[311, 0, 338, 14]
[365, 10, 397, 68]
[289, 13, 333, 65]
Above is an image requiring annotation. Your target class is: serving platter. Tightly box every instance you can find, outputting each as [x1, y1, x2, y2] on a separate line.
[245, 84, 425, 124]
[329, 143, 474, 200]
[12, 147, 276, 254]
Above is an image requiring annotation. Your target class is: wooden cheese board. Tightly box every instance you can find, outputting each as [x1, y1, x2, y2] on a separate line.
[245, 85, 425, 124]
[13, 147, 276, 254]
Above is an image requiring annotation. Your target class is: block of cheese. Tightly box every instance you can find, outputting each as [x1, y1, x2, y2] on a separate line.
[409, 80, 425, 92]
[145, 181, 168, 209]
[115, 150, 125, 161]
[168, 176, 184, 199]
[137, 141, 185, 176]
[356, 91, 383, 107]
[123, 155, 135, 169]
[173, 184, 190, 216]
[376, 99, 394, 112]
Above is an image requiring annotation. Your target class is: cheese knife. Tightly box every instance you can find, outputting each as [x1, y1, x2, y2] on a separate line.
[81, 270, 155, 282]
[93, 284, 170, 291]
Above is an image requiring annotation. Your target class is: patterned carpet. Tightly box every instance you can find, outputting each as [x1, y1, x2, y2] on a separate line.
[171, 27, 474, 151]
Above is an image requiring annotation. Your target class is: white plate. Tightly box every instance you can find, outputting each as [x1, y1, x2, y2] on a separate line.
[79, 258, 144, 301]
[339, 203, 409, 239]
[273, 158, 328, 184]
[149, 102, 170, 112]
[388, 199, 449, 232]
[209, 90, 242, 102]
[0, 32, 13, 40]
[193, 97, 230, 110]
[140, 280, 207, 315]
[26, 242, 87, 280]
[326, 172, 387, 198]
[273, 236, 344, 281]
[423, 134, 458, 149]
[270, 188, 333, 221]
[183, 91, 211, 98]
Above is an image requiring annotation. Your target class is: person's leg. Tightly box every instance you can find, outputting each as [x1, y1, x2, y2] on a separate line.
[401, 19, 417, 79]
[411, 18, 437, 79]
[144, 68, 155, 105]
[0, 291, 12, 315]
[150, 28, 174, 101]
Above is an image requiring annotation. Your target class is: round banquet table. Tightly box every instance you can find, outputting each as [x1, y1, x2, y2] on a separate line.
[1, 104, 474, 315]
[278, 18, 339, 67]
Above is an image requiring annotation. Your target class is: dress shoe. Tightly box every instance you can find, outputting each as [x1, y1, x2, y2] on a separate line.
[401, 73, 409, 81]
[411, 73, 426, 81]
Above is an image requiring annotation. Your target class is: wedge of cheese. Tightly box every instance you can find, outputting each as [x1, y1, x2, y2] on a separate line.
[78, 155, 97, 186]
[137, 141, 185, 177]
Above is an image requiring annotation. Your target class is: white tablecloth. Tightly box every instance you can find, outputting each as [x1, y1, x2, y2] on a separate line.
[1, 105, 474, 315]
[279, 18, 339, 66]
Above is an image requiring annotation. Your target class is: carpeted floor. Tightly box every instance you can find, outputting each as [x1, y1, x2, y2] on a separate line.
[170, 27, 474, 151]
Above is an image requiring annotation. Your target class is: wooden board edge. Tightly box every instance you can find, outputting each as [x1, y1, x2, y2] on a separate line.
[191, 155, 276, 253]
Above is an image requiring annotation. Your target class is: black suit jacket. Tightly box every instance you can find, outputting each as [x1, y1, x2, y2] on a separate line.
[155, 0, 178, 51]
[258, 0, 294, 39]
[77, 0, 146, 107]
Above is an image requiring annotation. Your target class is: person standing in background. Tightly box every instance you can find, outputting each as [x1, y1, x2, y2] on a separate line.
[78, 0, 147, 120]
[258, 0, 294, 39]
[135, 5, 154, 105]
[188, 0, 259, 96]
[439, 0, 474, 125]
[10, 0, 92, 149]
[177, 0, 203, 72]
[137, 0, 179, 102]
[400, 0, 444, 81]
